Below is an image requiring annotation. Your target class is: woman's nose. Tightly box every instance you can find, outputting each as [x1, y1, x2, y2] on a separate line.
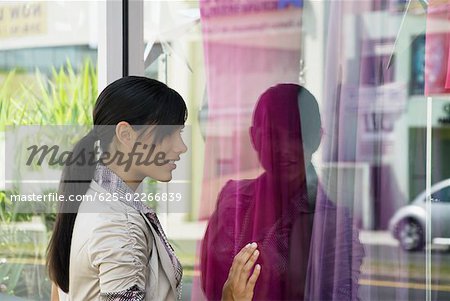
[175, 137, 188, 154]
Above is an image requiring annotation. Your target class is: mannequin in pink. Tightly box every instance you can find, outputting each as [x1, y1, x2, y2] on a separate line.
[200, 83, 364, 301]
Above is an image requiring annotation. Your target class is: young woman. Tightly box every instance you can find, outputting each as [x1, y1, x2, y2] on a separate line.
[47, 76, 261, 301]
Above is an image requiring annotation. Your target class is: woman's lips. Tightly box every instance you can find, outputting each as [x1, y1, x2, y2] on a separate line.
[167, 160, 177, 169]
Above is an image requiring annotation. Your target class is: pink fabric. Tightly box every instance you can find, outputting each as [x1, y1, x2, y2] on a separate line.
[196, 0, 302, 220]
[195, 2, 364, 300]
[445, 2, 450, 89]
[304, 188, 364, 300]
[199, 84, 364, 300]
[200, 84, 309, 300]
[425, 0, 450, 94]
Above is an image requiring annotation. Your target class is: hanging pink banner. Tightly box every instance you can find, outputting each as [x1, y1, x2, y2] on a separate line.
[425, 0, 450, 95]
[198, 0, 303, 219]
[200, 0, 303, 18]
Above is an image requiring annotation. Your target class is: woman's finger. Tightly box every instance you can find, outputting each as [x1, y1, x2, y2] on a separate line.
[246, 264, 261, 293]
[229, 242, 257, 283]
[229, 243, 249, 278]
[239, 249, 259, 284]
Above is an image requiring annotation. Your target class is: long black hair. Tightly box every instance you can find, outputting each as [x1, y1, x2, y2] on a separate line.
[46, 76, 187, 293]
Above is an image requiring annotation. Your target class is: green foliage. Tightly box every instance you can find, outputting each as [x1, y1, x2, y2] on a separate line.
[0, 58, 97, 225]
[0, 59, 97, 299]
[0, 190, 33, 224]
[0, 58, 97, 128]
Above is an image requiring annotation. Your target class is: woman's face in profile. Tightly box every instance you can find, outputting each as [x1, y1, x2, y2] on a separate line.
[132, 126, 188, 182]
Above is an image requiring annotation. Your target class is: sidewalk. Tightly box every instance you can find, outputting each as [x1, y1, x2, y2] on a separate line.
[359, 230, 399, 246]
[165, 221, 401, 247]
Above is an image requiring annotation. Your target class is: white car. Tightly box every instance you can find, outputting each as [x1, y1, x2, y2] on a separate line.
[389, 179, 450, 252]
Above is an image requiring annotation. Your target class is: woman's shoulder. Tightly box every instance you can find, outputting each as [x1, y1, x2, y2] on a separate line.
[70, 185, 153, 297]
[74, 181, 152, 252]
[78, 180, 141, 215]
[218, 178, 255, 200]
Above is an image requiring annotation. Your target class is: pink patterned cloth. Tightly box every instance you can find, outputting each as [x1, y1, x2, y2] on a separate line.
[200, 84, 364, 300]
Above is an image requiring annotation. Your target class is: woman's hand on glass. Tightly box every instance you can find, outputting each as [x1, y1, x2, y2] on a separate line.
[221, 242, 261, 301]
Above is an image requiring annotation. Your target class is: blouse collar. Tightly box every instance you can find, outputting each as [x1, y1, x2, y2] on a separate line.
[93, 163, 154, 215]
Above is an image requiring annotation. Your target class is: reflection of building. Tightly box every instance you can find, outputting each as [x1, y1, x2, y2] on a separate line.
[0, 2, 97, 74]
[197, 1, 306, 218]
[326, 4, 450, 230]
[0, 45, 96, 74]
[2, 1, 449, 229]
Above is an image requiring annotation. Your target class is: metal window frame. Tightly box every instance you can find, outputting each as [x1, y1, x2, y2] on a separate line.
[97, 0, 143, 92]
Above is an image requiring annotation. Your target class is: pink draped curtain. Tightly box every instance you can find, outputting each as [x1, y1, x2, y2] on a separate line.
[192, 1, 365, 300]
[190, 0, 450, 300]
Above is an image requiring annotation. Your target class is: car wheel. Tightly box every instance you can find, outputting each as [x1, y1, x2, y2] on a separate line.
[397, 219, 425, 252]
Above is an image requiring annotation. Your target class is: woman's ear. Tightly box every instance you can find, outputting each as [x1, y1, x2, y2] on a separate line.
[249, 126, 260, 152]
[115, 121, 136, 148]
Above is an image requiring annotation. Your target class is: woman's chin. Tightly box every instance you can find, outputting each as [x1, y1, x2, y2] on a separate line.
[143, 168, 174, 182]
[153, 172, 173, 182]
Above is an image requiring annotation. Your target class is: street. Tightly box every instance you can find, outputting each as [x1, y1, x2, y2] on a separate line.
[358, 232, 450, 301]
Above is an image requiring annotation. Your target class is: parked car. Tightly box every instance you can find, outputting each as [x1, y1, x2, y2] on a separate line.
[389, 179, 450, 252]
